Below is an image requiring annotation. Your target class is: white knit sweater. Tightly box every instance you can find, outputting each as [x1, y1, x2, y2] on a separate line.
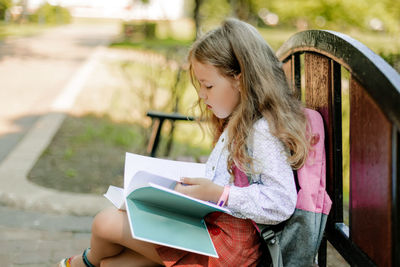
[205, 118, 297, 225]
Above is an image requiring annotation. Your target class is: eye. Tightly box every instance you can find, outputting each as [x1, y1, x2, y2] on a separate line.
[205, 85, 213, 89]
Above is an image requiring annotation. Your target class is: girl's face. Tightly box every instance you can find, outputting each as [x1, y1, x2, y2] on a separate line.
[192, 60, 240, 119]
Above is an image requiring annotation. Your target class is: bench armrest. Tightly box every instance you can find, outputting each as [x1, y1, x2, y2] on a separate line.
[146, 111, 196, 157]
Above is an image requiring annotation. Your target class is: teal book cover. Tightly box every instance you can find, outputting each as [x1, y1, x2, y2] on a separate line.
[104, 153, 230, 258]
[125, 183, 229, 258]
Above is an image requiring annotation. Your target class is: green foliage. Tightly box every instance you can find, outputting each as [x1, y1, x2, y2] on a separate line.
[256, 0, 399, 33]
[192, 0, 400, 70]
[30, 3, 71, 24]
[379, 52, 400, 73]
[65, 168, 77, 178]
[0, 0, 12, 20]
[198, 0, 231, 30]
[196, 0, 399, 34]
[122, 21, 157, 40]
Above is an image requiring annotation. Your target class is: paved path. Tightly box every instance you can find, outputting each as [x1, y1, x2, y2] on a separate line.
[0, 205, 92, 267]
[0, 21, 118, 163]
[0, 20, 118, 267]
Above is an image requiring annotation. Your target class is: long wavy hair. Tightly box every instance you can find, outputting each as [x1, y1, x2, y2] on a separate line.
[188, 18, 310, 175]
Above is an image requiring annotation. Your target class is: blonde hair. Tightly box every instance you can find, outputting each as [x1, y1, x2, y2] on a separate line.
[189, 18, 309, 175]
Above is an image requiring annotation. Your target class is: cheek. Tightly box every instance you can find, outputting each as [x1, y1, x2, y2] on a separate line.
[217, 86, 239, 110]
[225, 88, 240, 109]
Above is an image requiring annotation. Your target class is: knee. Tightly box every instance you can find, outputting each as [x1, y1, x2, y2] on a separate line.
[99, 258, 112, 267]
[91, 207, 124, 240]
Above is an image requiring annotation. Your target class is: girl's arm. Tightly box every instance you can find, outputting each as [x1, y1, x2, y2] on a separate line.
[227, 119, 297, 225]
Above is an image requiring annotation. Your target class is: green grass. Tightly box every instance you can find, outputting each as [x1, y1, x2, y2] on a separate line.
[0, 22, 54, 39]
[110, 38, 192, 60]
[28, 114, 210, 194]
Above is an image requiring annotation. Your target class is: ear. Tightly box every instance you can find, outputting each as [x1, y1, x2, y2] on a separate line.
[234, 73, 242, 91]
[234, 73, 242, 81]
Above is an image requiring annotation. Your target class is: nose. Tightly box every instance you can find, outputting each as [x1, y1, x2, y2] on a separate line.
[198, 87, 207, 100]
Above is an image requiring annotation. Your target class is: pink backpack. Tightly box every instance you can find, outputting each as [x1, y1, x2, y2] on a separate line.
[257, 108, 332, 267]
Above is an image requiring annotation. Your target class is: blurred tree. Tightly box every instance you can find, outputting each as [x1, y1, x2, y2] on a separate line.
[193, 0, 203, 38]
[131, 0, 150, 4]
[16, 0, 29, 23]
[229, 0, 257, 22]
[260, 0, 399, 32]
[0, 0, 12, 20]
[380, 0, 400, 32]
[30, 3, 71, 24]
[197, 0, 230, 31]
[187, 0, 400, 35]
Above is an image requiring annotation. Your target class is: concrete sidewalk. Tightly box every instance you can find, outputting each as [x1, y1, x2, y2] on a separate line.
[0, 26, 113, 216]
[0, 205, 92, 267]
[0, 106, 109, 216]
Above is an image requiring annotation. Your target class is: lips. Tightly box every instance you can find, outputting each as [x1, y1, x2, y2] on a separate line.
[206, 104, 212, 109]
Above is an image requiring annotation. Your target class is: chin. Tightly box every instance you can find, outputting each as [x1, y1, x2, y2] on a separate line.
[214, 112, 230, 119]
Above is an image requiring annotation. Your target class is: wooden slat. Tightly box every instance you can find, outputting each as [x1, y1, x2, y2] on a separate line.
[394, 129, 400, 267]
[304, 53, 332, 118]
[304, 53, 335, 267]
[305, 51, 347, 229]
[350, 76, 393, 266]
[282, 57, 293, 90]
[304, 52, 335, 206]
[282, 54, 301, 97]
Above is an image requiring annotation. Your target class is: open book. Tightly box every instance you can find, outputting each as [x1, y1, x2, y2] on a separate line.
[104, 152, 229, 258]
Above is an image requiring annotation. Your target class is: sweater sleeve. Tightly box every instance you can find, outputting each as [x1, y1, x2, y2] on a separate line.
[226, 119, 297, 225]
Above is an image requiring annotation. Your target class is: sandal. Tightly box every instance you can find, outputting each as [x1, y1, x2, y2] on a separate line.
[59, 248, 96, 267]
[58, 256, 74, 267]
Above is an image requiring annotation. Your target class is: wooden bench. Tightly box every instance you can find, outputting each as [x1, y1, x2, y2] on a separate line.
[146, 30, 400, 266]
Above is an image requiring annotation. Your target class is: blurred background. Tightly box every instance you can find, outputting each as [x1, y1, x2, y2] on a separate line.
[0, 1, 399, 265]
[1, 0, 399, 226]
[2, 0, 399, 64]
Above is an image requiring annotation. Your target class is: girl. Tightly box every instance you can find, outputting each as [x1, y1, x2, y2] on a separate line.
[59, 18, 309, 267]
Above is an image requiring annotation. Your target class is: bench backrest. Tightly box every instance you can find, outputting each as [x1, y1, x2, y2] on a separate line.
[276, 30, 400, 266]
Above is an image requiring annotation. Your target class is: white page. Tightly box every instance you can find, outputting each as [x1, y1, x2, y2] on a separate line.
[103, 185, 125, 210]
[123, 152, 206, 196]
[148, 183, 230, 214]
[125, 171, 177, 196]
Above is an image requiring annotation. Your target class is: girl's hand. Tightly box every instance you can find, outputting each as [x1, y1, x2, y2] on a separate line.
[174, 177, 224, 203]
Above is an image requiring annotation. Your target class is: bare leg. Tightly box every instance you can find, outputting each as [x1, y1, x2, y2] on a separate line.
[100, 248, 162, 267]
[69, 207, 163, 267]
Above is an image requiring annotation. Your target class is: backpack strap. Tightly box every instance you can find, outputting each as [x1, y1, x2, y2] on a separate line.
[257, 161, 301, 266]
[258, 222, 285, 267]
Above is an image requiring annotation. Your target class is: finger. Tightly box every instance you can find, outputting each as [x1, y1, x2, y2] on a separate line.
[174, 182, 181, 191]
[174, 183, 188, 194]
[180, 177, 196, 185]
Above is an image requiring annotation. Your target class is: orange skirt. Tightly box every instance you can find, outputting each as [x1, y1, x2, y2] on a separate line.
[156, 212, 262, 267]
